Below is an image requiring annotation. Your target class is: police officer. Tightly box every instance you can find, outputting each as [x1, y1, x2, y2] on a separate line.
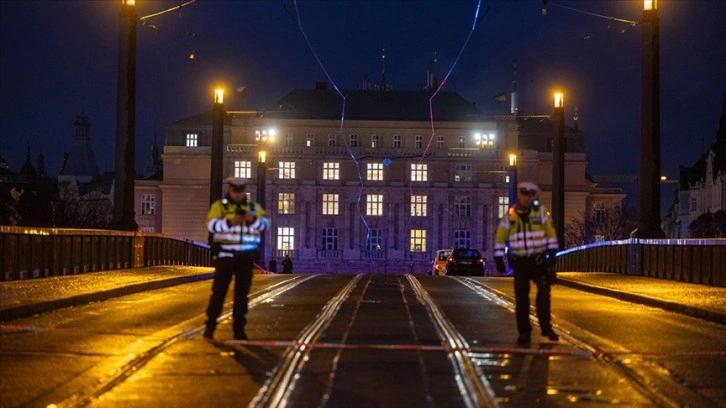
[494, 181, 560, 344]
[204, 177, 269, 340]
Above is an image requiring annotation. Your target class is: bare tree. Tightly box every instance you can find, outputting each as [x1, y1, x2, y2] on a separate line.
[565, 206, 628, 247]
[688, 210, 726, 238]
[51, 182, 112, 228]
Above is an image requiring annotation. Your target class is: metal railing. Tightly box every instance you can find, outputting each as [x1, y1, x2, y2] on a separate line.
[1, 226, 211, 281]
[556, 238, 726, 287]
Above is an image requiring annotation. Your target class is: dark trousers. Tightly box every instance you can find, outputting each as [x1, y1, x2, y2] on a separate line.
[512, 256, 552, 335]
[205, 253, 255, 336]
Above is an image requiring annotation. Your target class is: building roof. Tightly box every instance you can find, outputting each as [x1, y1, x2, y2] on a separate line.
[264, 89, 488, 122]
[516, 116, 586, 153]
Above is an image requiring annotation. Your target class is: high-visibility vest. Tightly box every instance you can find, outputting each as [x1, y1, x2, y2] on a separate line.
[494, 204, 558, 258]
[206, 197, 269, 256]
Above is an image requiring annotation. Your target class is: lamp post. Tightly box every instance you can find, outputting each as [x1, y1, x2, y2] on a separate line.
[635, 0, 665, 238]
[552, 92, 565, 249]
[508, 153, 518, 207]
[112, 0, 138, 231]
[255, 127, 275, 267]
[257, 149, 267, 266]
[210, 88, 225, 204]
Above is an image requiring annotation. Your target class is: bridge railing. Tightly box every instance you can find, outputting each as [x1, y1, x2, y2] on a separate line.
[556, 238, 726, 287]
[1, 226, 211, 281]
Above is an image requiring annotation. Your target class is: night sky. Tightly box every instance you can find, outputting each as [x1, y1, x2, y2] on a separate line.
[1, 0, 725, 212]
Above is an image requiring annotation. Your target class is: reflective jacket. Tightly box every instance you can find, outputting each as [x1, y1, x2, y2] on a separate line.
[494, 204, 558, 258]
[206, 197, 269, 257]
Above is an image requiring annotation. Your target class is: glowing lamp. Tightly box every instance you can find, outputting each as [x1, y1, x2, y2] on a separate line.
[644, 0, 656, 11]
[123, 0, 136, 5]
[214, 88, 224, 104]
[509, 153, 517, 167]
[258, 151, 267, 164]
[553, 92, 564, 108]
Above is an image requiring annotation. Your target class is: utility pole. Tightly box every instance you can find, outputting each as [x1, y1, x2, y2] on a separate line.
[112, 0, 138, 231]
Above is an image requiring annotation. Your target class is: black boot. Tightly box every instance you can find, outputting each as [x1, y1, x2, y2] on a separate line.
[203, 325, 215, 339]
[542, 329, 559, 341]
[516, 332, 531, 344]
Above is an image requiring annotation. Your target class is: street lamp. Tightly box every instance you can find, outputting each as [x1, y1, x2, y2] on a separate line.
[112, 0, 138, 231]
[257, 149, 267, 267]
[210, 88, 225, 204]
[508, 153, 517, 207]
[255, 127, 275, 267]
[552, 91, 565, 249]
[635, 0, 665, 238]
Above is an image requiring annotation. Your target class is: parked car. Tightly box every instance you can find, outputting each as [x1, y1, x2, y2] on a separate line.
[432, 249, 452, 276]
[445, 248, 485, 276]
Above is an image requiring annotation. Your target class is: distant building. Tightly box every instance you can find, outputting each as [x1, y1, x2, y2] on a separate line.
[0, 148, 55, 226]
[147, 85, 624, 272]
[663, 96, 726, 237]
[134, 134, 163, 233]
[57, 112, 113, 228]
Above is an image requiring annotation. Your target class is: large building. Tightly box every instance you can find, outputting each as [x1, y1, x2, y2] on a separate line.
[662, 98, 726, 237]
[142, 85, 623, 273]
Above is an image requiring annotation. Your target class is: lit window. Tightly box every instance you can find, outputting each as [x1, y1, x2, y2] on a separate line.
[141, 194, 155, 215]
[411, 163, 428, 182]
[454, 230, 471, 248]
[234, 160, 252, 179]
[278, 193, 295, 214]
[367, 163, 383, 181]
[454, 164, 472, 182]
[371, 134, 380, 148]
[415, 135, 423, 149]
[393, 135, 401, 148]
[186, 133, 198, 147]
[306, 133, 315, 147]
[279, 161, 296, 179]
[323, 162, 340, 180]
[498, 196, 509, 219]
[277, 227, 295, 250]
[322, 228, 338, 250]
[411, 195, 427, 217]
[366, 194, 383, 216]
[410, 229, 427, 252]
[350, 134, 358, 147]
[322, 193, 339, 215]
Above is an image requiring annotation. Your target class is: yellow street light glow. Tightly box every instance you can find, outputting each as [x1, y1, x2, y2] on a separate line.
[509, 153, 517, 166]
[258, 150, 267, 164]
[554, 92, 564, 108]
[214, 88, 224, 104]
[123, 0, 136, 5]
[644, 0, 656, 11]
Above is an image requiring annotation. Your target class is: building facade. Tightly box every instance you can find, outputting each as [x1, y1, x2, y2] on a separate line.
[151, 87, 623, 273]
[663, 99, 726, 237]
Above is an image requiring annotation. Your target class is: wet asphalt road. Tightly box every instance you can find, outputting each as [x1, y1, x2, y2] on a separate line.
[1, 273, 724, 407]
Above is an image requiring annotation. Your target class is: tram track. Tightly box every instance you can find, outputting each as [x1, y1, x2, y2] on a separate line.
[456, 276, 711, 408]
[53, 274, 318, 408]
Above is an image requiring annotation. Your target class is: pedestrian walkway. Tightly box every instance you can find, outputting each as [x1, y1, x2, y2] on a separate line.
[0, 266, 214, 321]
[1, 268, 724, 324]
[556, 271, 726, 325]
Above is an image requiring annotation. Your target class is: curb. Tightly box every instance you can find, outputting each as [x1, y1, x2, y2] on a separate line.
[557, 278, 726, 325]
[0, 273, 214, 322]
